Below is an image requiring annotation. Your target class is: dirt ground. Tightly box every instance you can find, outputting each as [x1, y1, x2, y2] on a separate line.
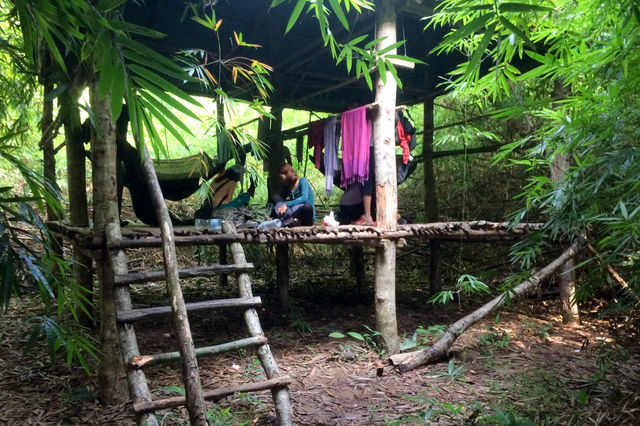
[2, 244, 640, 425]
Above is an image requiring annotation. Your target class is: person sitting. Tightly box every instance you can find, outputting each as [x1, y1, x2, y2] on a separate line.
[217, 178, 256, 210]
[271, 162, 315, 227]
[194, 165, 245, 219]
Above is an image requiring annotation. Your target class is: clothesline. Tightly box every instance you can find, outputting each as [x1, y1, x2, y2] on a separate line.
[281, 103, 407, 141]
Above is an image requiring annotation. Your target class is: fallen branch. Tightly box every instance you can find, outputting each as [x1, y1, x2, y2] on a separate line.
[390, 240, 582, 372]
[586, 243, 640, 304]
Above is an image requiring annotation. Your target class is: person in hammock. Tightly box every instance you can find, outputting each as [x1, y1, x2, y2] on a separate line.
[271, 162, 315, 227]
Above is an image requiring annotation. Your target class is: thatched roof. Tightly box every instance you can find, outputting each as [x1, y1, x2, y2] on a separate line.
[125, 0, 460, 113]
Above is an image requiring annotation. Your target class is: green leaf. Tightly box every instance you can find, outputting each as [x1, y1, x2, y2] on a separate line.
[97, 0, 127, 12]
[98, 50, 118, 99]
[384, 54, 426, 65]
[110, 62, 126, 120]
[386, 60, 401, 89]
[108, 20, 166, 38]
[377, 40, 405, 56]
[362, 65, 372, 90]
[347, 34, 368, 46]
[378, 58, 387, 84]
[499, 3, 552, 13]
[498, 16, 535, 48]
[465, 23, 496, 79]
[328, 0, 349, 29]
[441, 13, 495, 46]
[128, 64, 202, 111]
[347, 331, 365, 341]
[329, 332, 346, 338]
[118, 37, 190, 81]
[286, 0, 307, 33]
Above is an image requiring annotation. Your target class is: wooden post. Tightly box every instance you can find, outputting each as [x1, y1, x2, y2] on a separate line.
[262, 107, 284, 199]
[61, 86, 94, 327]
[423, 97, 441, 292]
[551, 80, 579, 325]
[350, 246, 365, 294]
[276, 244, 289, 310]
[372, 0, 400, 354]
[88, 80, 129, 404]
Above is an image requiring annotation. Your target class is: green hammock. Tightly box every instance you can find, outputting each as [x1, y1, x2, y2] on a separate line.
[153, 152, 219, 183]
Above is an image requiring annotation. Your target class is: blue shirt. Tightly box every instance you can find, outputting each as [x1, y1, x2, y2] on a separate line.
[282, 177, 316, 220]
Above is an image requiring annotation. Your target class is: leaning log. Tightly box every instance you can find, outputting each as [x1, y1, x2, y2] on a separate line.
[390, 240, 582, 372]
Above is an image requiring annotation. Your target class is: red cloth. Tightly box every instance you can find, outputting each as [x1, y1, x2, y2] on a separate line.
[308, 119, 326, 169]
[397, 118, 411, 165]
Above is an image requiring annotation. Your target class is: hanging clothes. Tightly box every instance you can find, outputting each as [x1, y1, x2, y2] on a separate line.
[308, 119, 325, 170]
[397, 117, 411, 165]
[323, 116, 340, 195]
[340, 106, 371, 187]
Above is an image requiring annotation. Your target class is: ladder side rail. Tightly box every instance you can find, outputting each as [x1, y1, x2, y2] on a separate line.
[139, 144, 207, 425]
[223, 221, 293, 425]
[106, 224, 158, 426]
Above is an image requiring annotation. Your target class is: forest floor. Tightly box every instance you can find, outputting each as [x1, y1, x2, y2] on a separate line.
[2, 243, 640, 425]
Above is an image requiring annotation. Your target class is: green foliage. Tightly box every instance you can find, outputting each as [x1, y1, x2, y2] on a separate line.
[329, 324, 385, 357]
[389, 392, 478, 425]
[400, 324, 446, 351]
[429, 274, 490, 305]
[429, 0, 640, 322]
[272, 0, 422, 90]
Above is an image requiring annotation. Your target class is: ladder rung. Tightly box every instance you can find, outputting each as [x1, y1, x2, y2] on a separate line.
[130, 336, 268, 368]
[114, 263, 254, 286]
[133, 376, 292, 414]
[117, 296, 262, 322]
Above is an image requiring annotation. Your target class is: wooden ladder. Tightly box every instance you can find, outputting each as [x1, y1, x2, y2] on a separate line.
[107, 221, 292, 425]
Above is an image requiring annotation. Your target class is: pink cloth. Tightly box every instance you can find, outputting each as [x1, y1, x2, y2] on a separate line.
[308, 119, 326, 170]
[340, 106, 371, 186]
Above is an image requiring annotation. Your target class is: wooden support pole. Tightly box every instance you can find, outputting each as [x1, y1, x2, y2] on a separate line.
[276, 244, 290, 311]
[223, 221, 293, 425]
[262, 107, 284, 199]
[372, 0, 400, 354]
[423, 97, 441, 292]
[350, 246, 365, 294]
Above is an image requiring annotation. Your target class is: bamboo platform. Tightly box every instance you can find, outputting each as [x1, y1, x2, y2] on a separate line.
[48, 220, 543, 249]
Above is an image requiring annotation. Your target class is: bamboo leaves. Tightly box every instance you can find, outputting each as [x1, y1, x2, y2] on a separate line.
[429, 0, 554, 99]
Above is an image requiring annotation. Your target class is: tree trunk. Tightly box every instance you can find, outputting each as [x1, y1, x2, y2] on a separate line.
[390, 241, 582, 372]
[88, 80, 128, 403]
[372, 0, 400, 354]
[61, 86, 94, 326]
[423, 97, 441, 293]
[350, 246, 365, 294]
[40, 64, 65, 287]
[551, 79, 579, 325]
[276, 244, 289, 310]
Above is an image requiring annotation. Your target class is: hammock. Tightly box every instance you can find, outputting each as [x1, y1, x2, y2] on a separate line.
[153, 152, 224, 201]
[118, 140, 225, 225]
